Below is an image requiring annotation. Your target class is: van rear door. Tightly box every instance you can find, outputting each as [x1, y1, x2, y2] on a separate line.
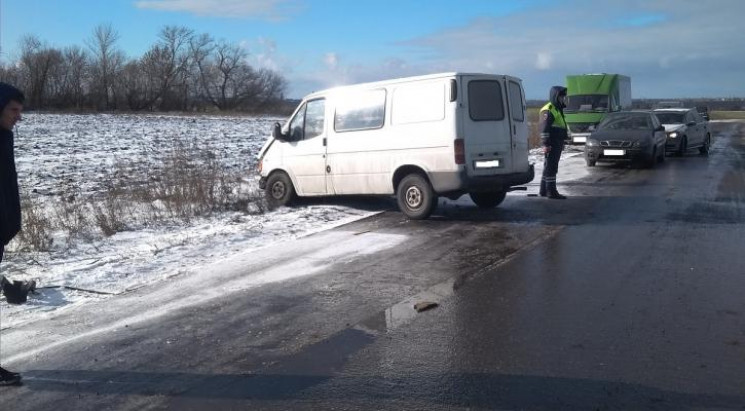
[505, 78, 529, 172]
[460, 75, 514, 177]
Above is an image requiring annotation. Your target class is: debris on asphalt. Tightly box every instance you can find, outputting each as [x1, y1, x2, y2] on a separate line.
[413, 301, 438, 312]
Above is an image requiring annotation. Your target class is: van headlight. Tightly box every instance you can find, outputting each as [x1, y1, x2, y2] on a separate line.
[667, 132, 678, 138]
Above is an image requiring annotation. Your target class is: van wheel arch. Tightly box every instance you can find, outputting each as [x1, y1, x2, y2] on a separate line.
[392, 166, 430, 192]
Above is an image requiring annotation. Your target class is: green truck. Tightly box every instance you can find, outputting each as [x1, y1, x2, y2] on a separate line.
[564, 73, 632, 144]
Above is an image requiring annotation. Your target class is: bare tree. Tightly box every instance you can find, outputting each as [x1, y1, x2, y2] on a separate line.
[195, 40, 258, 110]
[86, 24, 124, 110]
[0, 23, 288, 113]
[59, 46, 90, 109]
[18, 35, 63, 109]
[156, 26, 194, 110]
[119, 60, 154, 110]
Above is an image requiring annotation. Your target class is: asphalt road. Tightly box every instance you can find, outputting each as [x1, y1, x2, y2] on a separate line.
[2, 121, 745, 410]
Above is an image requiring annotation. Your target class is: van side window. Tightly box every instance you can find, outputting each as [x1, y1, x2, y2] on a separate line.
[288, 99, 325, 140]
[334, 89, 386, 132]
[468, 80, 505, 121]
[305, 99, 325, 139]
[507, 81, 525, 122]
[288, 103, 306, 140]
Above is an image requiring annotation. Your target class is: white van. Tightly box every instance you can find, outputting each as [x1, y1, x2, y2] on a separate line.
[257, 72, 534, 219]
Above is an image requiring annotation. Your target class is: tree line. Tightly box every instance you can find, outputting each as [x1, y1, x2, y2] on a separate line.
[0, 24, 288, 113]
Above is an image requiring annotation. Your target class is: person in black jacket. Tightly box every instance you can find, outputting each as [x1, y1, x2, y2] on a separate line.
[0, 82, 24, 386]
[538, 86, 568, 199]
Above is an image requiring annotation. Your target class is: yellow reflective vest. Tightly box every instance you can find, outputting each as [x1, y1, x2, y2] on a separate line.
[540, 102, 566, 130]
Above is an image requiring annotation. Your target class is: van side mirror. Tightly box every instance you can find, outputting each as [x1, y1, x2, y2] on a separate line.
[272, 122, 287, 141]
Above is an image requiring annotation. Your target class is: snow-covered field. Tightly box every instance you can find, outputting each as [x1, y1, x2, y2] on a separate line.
[1, 113, 383, 329]
[0, 113, 585, 330]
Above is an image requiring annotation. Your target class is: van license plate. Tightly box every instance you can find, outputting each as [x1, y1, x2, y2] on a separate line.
[573, 136, 586, 143]
[603, 149, 625, 156]
[475, 160, 500, 169]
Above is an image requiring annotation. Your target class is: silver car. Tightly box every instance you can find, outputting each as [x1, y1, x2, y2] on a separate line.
[652, 108, 711, 156]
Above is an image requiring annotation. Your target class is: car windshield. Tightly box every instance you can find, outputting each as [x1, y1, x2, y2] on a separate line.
[654, 112, 686, 124]
[597, 113, 652, 130]
[565, 94, 608, 112]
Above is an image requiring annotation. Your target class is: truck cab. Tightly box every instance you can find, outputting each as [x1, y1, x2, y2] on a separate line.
[564, 73, 632, 145]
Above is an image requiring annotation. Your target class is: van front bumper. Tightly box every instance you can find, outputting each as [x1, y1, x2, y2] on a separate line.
[430, 164, 534, 194]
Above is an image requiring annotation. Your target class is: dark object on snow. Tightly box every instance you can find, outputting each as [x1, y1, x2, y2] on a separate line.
[0, 366, 21, 386]
[413, 301, 438, 313]
[1, 277, 36, 304]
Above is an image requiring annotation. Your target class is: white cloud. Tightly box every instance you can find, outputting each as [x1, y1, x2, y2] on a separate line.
[134, 0, 301, 20]
[247, 37, 283, 72]
[384, 0, 745, 98]
[262, 0, 745, 99]
[536, 52, 552, 70]
[323, 52, 338, 70]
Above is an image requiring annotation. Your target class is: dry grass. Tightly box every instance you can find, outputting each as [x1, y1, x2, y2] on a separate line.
[14, 134, 266, 252]
[709, 111, 745, 120]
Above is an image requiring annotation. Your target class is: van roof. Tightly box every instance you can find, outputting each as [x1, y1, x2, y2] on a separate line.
[303, 72, 521, 100]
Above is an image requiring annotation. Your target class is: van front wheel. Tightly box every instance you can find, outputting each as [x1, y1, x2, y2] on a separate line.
[265, 172, 296, 208]
[469, 191, 507, 208]
[397, 174, 436, 220]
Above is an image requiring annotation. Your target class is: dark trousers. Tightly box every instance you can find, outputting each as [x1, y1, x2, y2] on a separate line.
[542, 142, 564, 180]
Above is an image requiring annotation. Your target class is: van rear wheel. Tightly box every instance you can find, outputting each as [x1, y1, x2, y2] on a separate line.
[265, 172, 296, 208]
[396, 174, 436, 220]
[469, 191, 507, 208]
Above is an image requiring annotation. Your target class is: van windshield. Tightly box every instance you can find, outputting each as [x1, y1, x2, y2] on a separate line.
[566, 94, 608, 113]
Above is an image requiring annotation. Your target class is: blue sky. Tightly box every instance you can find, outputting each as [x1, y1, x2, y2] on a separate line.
[1, 0, 744, 99]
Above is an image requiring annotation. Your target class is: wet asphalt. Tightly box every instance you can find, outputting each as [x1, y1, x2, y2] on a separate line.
[2, 122, 745, 410]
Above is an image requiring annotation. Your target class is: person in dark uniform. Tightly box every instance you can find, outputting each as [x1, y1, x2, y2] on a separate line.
[539, 86, 568, 199]
[0, 82, 25, 386]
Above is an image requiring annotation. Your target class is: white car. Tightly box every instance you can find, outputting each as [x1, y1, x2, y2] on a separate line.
[652, 108, 710, 156]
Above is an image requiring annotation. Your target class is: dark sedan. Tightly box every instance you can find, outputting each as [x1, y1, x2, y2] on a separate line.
[585, 111, 667, 168]
[653, 108, 710, 156]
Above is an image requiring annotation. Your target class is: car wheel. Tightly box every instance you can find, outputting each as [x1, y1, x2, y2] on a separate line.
[265, 171, 296, 208]
[469, 191, 507, 208]
[699, 134, 710, 155]
[658, 145, 666, 163]
[396, 173, 436, 220]
[677, 137, 687, 156]
[646, 148, 657, 169]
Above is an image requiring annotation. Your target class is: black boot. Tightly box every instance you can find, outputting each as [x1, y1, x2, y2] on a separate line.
[547, 182, 566, 200]
[539, 179, 547, 197]
[0, 366, 22, 386]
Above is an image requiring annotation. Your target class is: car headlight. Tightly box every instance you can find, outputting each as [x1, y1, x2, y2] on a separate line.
[632, 140, 649, 148]
[668, 132, 678, 138]
[586, 139, 599, 147]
